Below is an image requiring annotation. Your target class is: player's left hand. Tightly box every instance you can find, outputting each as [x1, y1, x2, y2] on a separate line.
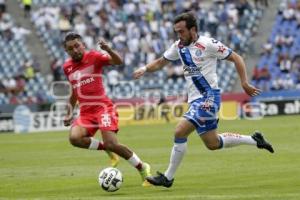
[242, 82, 261, 97]
[98, 40, 111, 52]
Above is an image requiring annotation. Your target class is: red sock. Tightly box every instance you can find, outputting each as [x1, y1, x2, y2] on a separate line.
[97, 142, 106, 150]
[135, 163, 143, 170]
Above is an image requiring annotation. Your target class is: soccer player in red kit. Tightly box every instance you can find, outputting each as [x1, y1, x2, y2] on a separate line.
[62, 32, 151, 186]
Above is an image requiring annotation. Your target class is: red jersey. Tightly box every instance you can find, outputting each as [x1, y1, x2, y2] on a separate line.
[63, 50, 113, 114]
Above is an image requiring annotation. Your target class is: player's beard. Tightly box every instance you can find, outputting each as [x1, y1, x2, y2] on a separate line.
[180, 33, 193, 46]
[72, 53, 83, 62]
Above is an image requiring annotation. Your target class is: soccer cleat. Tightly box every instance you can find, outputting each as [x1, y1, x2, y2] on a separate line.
[146, 171, 174, 188]
[252, 131, 274, 153]
[105, 151, 120, 167]
[142, 180, 152, 187]
[139, 163, 152, 187]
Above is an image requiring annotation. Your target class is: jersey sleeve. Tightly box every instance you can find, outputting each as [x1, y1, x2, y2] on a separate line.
[163, 42, 180, 61]
[94, 51, 111, 67]
[206, 38, 232, 60]
[62, 63, 70, 81]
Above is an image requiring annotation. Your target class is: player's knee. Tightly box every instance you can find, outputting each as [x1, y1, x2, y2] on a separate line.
[174, 127, 185, 138]
[69, 136, 78, 147]
[69, 133, 82, 147]
[205, 142, 220, 151]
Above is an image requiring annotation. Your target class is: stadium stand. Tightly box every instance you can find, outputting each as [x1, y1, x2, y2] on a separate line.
[1, 0, 264, 105]
[0, 2, 53, 105]
[253, 0, 300, 91]
[29, 0, 263, 99]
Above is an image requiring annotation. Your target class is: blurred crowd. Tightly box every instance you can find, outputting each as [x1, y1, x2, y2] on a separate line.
[4, 0, 288, 105]
[0, 15, 31, 41]
[0, 0, 52, 104]
[31, 0, 262, 82]
[252, 0, 300, 91]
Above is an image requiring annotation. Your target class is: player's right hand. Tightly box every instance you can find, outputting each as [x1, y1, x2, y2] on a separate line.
[98, 40, 111, 52]
[63, 115, 73, 127]
[133, 67, 146, 79]
[242, 82, 262, 97]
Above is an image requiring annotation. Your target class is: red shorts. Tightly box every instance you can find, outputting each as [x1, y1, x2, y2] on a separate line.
[72, 107, 119, 136]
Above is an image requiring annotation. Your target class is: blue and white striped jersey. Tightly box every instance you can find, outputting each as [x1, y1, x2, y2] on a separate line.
[163, 36, 232, 103]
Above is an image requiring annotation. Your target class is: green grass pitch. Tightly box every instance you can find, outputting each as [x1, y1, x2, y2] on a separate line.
[0, 115, 299, 200]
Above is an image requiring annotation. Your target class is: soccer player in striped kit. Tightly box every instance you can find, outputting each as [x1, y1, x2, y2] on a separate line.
[134, 12, 274, 188]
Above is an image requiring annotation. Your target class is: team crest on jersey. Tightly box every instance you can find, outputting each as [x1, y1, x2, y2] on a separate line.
[71, 71, 82, 80]
[195, 49, 202, 57]
[69, 65, 94, 81]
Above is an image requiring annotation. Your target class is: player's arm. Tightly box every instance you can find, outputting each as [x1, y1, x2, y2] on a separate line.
[98, 40, 123, 65]
[226, 51, 261, 96]
[133, 57, 170, 79]
[63, 89, 77, 126]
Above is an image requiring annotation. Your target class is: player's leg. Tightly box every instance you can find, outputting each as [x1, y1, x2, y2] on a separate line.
[101, 131, 151, 186]
[200, 129, 274, 153]
[189, 91, 274, 152]
[69, 118, 119, 167]
[146, 118, 195, 187]
[195, 109, 274, 152]
[69, 125, 98, 148]
[100, 130, 131, 158]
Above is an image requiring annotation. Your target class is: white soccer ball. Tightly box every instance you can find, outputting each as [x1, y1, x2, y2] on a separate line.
[98, 167, 123, 192]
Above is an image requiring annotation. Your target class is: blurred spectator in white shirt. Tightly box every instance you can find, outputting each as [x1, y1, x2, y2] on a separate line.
[11, 24, 31, 40]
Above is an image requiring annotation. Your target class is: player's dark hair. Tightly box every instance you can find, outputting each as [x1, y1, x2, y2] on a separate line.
[63, 32, 83, 47]
[174, 12, 198, 32]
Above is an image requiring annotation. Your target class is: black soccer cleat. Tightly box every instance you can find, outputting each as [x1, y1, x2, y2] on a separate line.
[252, 131, 274, 153]
[146, 171, 174, 188]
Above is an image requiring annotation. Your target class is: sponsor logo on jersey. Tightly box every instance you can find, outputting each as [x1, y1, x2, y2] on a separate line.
[73, 77, 95, 89]
[183, 65, 201, 76]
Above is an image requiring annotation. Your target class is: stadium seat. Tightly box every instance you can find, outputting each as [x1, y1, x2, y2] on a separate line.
[253, 1, 300, 91]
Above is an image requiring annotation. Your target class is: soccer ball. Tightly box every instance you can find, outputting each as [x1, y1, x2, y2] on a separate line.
[98, 167, 123, 192]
